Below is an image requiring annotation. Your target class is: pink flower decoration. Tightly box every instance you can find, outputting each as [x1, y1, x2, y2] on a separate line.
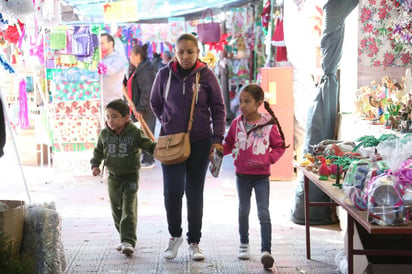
[98, 62, 108, 75]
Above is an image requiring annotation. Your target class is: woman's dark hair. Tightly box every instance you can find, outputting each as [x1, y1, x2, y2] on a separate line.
[131, 43, 148, 60]
[106, 99, 129, 117]
[176, 33, 198, 49]
[101, 33, 115, 47]
[241, 84, 289, 148]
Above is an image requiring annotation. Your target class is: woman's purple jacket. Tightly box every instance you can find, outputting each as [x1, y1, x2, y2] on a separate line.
[150, 60, 226, 144]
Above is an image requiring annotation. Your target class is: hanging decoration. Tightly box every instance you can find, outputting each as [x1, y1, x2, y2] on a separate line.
[260, 0, 271, 34]
[34, 0, 62, 27]
[0, 0, 33, 22]
[0, 12, 8, 26]
[29, 36, 45, 65]
[204, 33, 229, 53]
[18, 79, 29, 129]
[293, 0, 306, 11]
[0, 55, 15, 73]
[201, 51, 217, 68]
[3, 20, 25, 44]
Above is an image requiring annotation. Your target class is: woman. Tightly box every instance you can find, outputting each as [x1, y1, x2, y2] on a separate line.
[126, 43, 156, 168]
[151, 33, 226, 261]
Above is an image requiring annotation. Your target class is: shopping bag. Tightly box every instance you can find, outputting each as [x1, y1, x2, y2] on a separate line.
[197, 9, 221, 43]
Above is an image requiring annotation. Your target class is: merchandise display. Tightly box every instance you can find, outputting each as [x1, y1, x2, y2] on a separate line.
[0, 0, 411, 272]
[300, 134, 412, 226]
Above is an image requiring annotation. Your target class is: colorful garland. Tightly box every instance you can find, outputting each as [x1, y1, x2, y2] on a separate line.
[0, 55, 15, 73]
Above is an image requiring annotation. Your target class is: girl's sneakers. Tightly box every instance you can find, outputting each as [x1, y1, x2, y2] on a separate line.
[261, 251, 274, 269]
[237, 243, 250, 260]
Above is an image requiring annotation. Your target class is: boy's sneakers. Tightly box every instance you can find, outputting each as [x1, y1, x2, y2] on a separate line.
[163, 236, 183, 259]
[261, 251, 274, 269]
[121, 242, 134, 256]
[237, 243, 250, 260]
[116, 243, 123, 251]
[189, 243, 204, 261]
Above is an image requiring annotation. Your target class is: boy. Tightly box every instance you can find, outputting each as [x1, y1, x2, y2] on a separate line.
[91, 99, 156, 256]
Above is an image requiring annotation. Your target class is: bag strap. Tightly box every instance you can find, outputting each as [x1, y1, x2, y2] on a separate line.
[202, 8, 214, 23]
[187, 72, 200, 133]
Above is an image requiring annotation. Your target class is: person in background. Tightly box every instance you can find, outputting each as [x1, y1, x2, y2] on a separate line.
[151, 53, 162, 73]
[156, 51, 173, 72]
[90, 99, 156, 257]
[150, 33, 226, 261]
[218, 83, 288, 269]
[126, 43, 157, 168]
[100, 33, 127, 107]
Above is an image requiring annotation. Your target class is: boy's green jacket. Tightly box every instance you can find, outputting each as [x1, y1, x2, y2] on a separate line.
[90, 122, 156, 176]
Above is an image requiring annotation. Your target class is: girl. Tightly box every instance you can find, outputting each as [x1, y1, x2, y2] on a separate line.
[219, 83, 288, 269]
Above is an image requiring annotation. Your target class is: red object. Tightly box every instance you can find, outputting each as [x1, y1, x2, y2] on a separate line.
[317, 156, 331, 177]
[205, 33, 229, 52]
[3, 20, 24, 44]
[272, 18, 285, 44]
[276, 46, 288, 62]
[260, 0, 271, 30]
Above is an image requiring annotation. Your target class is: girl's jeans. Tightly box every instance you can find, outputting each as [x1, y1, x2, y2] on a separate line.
[161, 137, 211, 244]
[236, 175, 272, 252]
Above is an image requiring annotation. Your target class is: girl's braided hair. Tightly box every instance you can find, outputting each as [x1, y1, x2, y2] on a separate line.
[241, 84, 290, 148]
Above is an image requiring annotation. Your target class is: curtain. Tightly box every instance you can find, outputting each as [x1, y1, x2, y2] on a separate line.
[291, 0, 359, 225]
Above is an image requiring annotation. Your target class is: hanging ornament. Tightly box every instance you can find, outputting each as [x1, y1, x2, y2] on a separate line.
[260, 0, 271, 31]
[293, 0, 306, 10]
[201, 51, 217, 68]
[205, 33, 229, 53]
[34, 0, 62, 28]
[0, 0, 34, 22]
[19, 79, 29, 129]
[3, 20, 25, 44]
[0, 55, 15, 73]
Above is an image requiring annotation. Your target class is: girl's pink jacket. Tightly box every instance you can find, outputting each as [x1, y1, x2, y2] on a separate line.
[223, 113, 286, 176]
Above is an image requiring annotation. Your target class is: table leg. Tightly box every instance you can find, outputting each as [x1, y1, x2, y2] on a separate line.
[304, 175, 311, 259]
[347, 213, 354, 274]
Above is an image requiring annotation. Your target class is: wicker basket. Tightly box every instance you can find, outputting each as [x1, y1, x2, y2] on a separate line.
[0, 200, 26, 257]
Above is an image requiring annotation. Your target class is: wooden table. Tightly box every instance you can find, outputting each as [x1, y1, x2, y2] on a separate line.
[299, 166, 412, 274]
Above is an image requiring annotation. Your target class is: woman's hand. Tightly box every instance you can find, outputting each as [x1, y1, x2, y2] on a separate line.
[209, 144, 224, 163]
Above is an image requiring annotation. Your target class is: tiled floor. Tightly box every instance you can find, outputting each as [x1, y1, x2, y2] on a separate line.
[0, 144, 344, 273]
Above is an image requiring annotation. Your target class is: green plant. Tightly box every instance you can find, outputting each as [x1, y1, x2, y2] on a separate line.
[352, 134, 396, 153]
[0, 232, 35, 274]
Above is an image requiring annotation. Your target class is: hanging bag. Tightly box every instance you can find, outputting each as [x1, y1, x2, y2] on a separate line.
[154, 72, 200, 165]
[197, 9, 221, 43]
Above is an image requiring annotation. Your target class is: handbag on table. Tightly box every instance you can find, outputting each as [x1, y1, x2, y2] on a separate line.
[196, 9, 221, 43]
[154, 72, 200, 165]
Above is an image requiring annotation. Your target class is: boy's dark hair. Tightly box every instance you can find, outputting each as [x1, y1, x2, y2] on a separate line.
[131, 43, 149, 61]
[101, 33, 115, 47]
[241, 84, 290, 148]
[106, 99, 129, 117]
